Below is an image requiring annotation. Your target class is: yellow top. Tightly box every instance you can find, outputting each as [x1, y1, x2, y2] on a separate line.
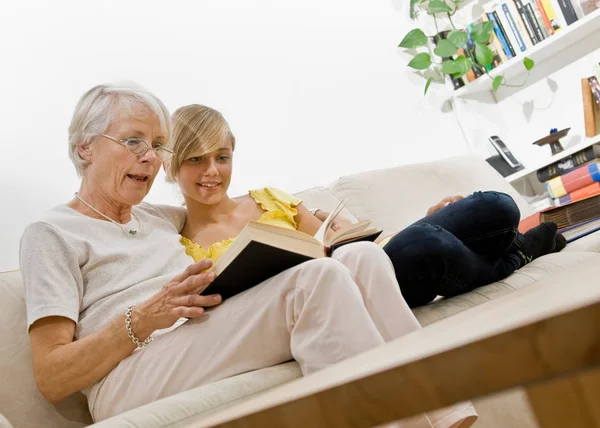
[181, 187, 302, 263]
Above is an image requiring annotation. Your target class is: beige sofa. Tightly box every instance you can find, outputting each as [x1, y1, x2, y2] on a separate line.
[1, 155, 599, 428]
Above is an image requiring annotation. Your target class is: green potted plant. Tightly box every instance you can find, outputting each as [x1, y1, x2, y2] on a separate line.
[400, 0, 534, 94]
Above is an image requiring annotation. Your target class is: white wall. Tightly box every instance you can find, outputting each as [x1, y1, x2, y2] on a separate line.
[0, 0, 470, 271]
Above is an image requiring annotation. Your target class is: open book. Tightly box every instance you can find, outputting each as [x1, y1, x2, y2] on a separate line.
[202, 201, 382, 300]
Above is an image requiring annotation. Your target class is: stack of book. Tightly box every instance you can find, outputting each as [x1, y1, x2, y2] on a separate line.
[520, 143, 600, 242]
[438, 0, 600, 90]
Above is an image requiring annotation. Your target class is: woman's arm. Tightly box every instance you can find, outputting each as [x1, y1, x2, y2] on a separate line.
[295, 204, 324, 236]
[29, 260, 218, 403]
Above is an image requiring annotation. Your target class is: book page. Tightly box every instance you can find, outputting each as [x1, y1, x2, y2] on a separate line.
[312, 200, 346, 245]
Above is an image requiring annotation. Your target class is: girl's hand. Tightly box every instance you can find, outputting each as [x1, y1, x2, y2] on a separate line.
[426, 195, 465, 216]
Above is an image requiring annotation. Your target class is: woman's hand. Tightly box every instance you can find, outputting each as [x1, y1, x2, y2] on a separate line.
[330, 215, 353, 232]
[426, 195, 465, 216]
[134, 259, 222, 335]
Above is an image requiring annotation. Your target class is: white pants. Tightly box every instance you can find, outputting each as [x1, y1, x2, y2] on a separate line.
[91, 242, 477, 427]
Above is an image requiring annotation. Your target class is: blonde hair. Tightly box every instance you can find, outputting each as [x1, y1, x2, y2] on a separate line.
[68, 81, 171, 177]
[167, 104, 236, 182]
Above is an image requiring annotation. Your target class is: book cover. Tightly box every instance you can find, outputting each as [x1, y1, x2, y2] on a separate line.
[536, 144, 600, 182]
[555, 0, 580, 24]
[528, 0, 551, 38]
[202, 203, 382, 300]
[501, 3, 528, 52]
[546, 161, 600, 198]
[589, 76, 600, 108]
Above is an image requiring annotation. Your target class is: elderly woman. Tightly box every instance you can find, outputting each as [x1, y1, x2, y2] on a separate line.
[20, 83, 476, 426]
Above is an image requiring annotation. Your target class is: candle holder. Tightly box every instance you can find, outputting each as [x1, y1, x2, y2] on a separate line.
[532, 128, 571, 155]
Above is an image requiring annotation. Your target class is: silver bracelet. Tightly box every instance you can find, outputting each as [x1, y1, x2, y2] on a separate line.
[309, 208, 321, 216]
[125, 305, 153, 348]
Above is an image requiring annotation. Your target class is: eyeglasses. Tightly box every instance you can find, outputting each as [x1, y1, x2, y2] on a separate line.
[100, 134, 175, 162]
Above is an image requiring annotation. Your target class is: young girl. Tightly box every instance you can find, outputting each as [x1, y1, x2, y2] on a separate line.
[165, 104, 478, 428]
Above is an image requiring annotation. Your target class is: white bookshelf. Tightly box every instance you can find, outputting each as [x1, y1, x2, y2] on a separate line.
[505, 136, 600, 183]
[452, 8, 600, 97]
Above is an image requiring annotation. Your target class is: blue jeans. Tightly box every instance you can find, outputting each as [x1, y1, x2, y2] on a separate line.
[382, 191, 522, 308]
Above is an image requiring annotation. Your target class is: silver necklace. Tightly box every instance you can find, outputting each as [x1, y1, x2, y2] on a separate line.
[74, 192, 142, 236]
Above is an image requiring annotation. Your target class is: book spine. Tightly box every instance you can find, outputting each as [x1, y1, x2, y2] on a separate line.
[555, 0, 579, 24]
[529, 0, 551, 38]
[502, 3, 528, 52]
[485, 13, 512, 61]
[588, 76, 600, 108]
[568, 182, 600, 202]
[537, 145, 600, 182]
[525, 1, 547, 41]
[493, 10, 516, 57]
[547, 161, 600, 198]
[583, 78, 598, 137]
[514, 0, 540, 44]
[507, 0, 535, 48]
[535, 0, 556, 35]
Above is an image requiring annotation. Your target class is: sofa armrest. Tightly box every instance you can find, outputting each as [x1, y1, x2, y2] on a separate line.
[189, 262, 600, 427]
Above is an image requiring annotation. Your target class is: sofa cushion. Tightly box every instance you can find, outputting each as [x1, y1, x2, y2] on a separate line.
[293, 186, 358, 222]
[413, 252, 600, 326]
[92, 362, 302, 427]
[0, 271, 92, 428]
[328, 155, 532, 239]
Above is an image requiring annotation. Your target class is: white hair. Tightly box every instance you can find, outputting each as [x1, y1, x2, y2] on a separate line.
[68, 81, 172, 177]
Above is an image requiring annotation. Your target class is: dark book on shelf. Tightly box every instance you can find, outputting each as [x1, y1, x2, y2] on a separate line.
[556, 0, 580, 24]
[525, 1, 547, 41]
[537, 144, 600, 182]
[488, 11, 516, 57]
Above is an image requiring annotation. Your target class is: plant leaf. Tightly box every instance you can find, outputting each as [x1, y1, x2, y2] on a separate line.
[410, 0, 425, 19]
[408, 52, 432, 70]
[434, 39, 458, 57]
[442, 59, 460, 74]
[447, 30, 468, 48]
[471, 21, 494, 44]
[428, 0, 453, 14]
[475, 42, 494, 66]
[424, 77, 434, 95]
[523, 57, 535, 70]
[453, 55, 473, 78]
[492, 75, 504, 92]
[399, 29, 428, 48]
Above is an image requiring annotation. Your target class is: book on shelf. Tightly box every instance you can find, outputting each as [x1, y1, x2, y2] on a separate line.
[518, 193, 600, 234]
[536, 143, 600, 182]
[534, 0, 557, 34]
[486, 9, 516, 59]
[201, 200, 382, 300]
[555, 0, 580, 25]
[559, 216, 600, 242]
[589, 76, 600, 108]
[546, 161, 600, 198]
[500, 2, 529, 52]
[542, 0, 566, 31]
[514, 0, 541, 44]
[557, 181, 600, 205]
[506, 1, 536, 48]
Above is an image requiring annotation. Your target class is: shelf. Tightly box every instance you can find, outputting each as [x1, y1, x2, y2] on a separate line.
[505, 137, 600, 183]
[452, 9, 600, 98]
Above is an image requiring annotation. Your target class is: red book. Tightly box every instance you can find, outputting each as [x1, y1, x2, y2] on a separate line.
[546, 161, 600, 198]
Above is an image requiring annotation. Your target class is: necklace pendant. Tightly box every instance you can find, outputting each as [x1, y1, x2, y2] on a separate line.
[129, 230, 137, 236]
